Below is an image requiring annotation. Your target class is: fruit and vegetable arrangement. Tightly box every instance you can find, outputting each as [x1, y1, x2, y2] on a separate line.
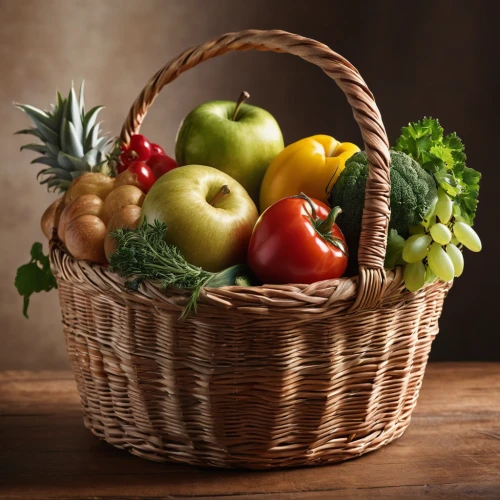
[14, 84, 482, 317]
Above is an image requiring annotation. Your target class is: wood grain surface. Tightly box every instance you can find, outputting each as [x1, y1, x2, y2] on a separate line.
[1, 363, 499, 499]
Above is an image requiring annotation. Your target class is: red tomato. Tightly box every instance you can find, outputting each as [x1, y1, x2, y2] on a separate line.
[126, 161, 156, 193]
[248, 196, 348, 284]
[148, 154, 178, 179]
[120, 134, 152, 165]
[150, 143, 166, 156]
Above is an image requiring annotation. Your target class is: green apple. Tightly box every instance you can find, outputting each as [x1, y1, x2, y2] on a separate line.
[175, 92, 284, 204]
[140, 165, 258, 272]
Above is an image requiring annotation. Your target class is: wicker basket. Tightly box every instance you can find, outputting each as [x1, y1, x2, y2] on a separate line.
[49, 29, 451, 469]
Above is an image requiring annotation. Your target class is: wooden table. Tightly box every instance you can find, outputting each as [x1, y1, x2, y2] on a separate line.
[1, 363, 499, 499]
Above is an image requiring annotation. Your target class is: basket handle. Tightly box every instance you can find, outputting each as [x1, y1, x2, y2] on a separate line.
[120, 29, 391, 310]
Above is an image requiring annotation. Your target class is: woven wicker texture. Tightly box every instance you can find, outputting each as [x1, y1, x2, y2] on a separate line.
[50, 30, 452, 469]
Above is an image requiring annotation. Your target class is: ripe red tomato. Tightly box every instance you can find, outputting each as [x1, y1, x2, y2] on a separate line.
[150, 143, 166, 156]
[248, 196, 348, 284]
[148, 154, 178, 179]
[120, 134, 152, 165]
[126, 161, 156, 193]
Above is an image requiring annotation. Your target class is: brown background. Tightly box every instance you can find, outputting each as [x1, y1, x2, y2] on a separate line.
[0, 0, 498, 369]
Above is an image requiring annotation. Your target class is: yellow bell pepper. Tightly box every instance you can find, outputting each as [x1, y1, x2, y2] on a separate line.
[259, 135, 360, 212]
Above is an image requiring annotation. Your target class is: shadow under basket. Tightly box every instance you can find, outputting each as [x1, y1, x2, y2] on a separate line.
[50, 29, 452, 469]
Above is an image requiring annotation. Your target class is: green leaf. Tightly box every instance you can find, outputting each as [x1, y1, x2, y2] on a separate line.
[60, 118, 85, 158]
[95, 136, 111, 153]
[69, 170, 86, 180]
[31, 156, 60, 168]
[38, 175, 50, 185]
[22, 296, 30, 318]
[14, 242, 57, 318]
[45, 142, 60, 157]
[50, 179, 72, 191]
[30, 241, 48, 265]
[37, 170, 51, 183]
[57, 151, 89, 171]
[56, 91, 65, 110]
[463, 166, 481, 187]
[78, 80, 85, 116]
[395, 117, 480, 225]
[85, 122, 100, 151]
[50, 91, 66, 127]
[38, 173, 70, 192]
[14, 104, 57, 133]
[19, 114, 59, 144]
[56, 150, 74, 169]
[20, 143, 48, 154]
[443, 131, 464, 151]
[14, 128, 44, 140]
[64, 85, 83, 142]
[82, 106, 104, 139]
[39, 167, 73, 180]
[82, 148, 99, 168]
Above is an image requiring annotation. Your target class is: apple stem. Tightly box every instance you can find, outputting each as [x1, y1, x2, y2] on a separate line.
[209, 185, 231, 206]
[232, 91, 250, 121]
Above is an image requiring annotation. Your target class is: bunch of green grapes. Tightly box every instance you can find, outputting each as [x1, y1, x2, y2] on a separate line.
[402, 189, 482, 292]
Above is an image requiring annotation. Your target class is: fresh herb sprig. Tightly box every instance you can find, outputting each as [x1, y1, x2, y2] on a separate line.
[395, 117, 480, 225]
[109, 220, 212, 317]
[109, 220, 256, 318]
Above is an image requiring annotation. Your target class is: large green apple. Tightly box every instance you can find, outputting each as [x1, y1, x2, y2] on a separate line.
[140, 165, 258, 272]
[175, 92, 284, 204]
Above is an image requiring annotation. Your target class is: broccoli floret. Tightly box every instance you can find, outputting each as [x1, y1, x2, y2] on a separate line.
[328, 150, 437, 255]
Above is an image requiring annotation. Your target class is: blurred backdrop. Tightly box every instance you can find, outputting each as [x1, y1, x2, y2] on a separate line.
[0, 0, 498, 369]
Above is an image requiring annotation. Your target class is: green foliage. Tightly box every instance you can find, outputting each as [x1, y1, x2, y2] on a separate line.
[15, 242, 57, 318]
[14, 82, 112, 192]
[109, 220, 257, 318]
[395, 117, 480, 225]
[328, 150, 437, 250]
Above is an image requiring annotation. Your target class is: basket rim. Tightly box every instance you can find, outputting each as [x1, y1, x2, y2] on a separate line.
[50, 236, 447, 315]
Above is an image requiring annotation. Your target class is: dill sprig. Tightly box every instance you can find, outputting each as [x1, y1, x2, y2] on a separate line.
[109, 220, 214, 318]
[109, 219, 259, 319]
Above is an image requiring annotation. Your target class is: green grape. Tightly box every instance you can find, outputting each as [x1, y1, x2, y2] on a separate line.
[402, 234, 432, 263]
[430, 223, 452, 245]
[421, 215, 436, 230]
[404, 261, 426, 292]
[434, 189, 453, 224]
[409, 224, 425, 235]
[450, 235, 459, 245]
[425, 265, 437, 284]
[428, 242, 455, 282]
[425, 196, 438, 220]
[446, 243, 464, 277]
[453, 222, 482, 252]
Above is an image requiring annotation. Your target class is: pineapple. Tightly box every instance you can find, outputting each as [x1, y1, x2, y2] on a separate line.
[15, 82, 112, 192]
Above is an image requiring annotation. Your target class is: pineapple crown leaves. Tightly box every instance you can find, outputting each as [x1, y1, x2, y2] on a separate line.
[14, 82, 114, 192]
